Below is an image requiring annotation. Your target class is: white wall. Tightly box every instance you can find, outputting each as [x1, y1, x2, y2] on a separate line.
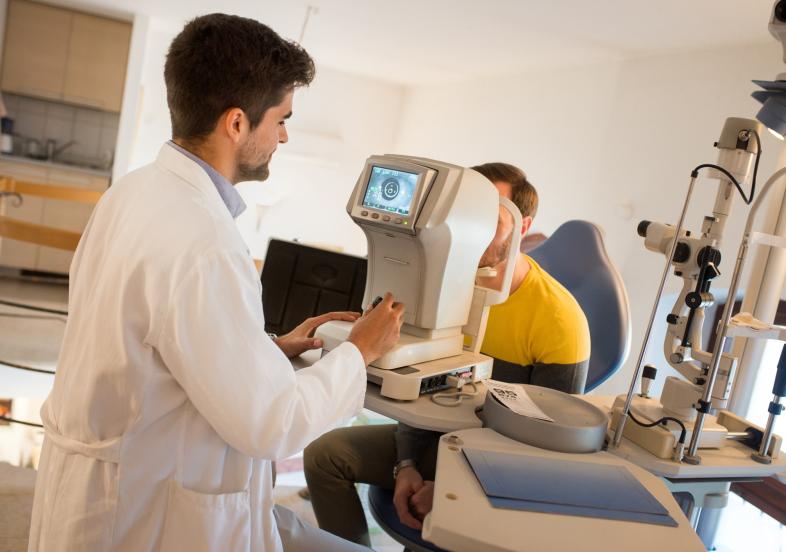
[122, 21, 405, 259]
[393, 42, 786, 396]
[107, 18, 786, 400]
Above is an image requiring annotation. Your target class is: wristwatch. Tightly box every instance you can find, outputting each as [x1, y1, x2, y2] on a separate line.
[393, 459, 417, 479]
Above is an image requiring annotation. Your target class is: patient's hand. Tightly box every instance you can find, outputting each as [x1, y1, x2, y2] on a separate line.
[409, 480, 435, 521]
[393, 467, 424, 530]
[274, 311, 360, 359]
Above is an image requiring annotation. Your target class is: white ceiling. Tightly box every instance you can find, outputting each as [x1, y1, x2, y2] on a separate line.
[66, 0, 779, 85]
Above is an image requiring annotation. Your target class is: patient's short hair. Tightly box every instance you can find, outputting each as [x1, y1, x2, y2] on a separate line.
[471, 162, 538, 219]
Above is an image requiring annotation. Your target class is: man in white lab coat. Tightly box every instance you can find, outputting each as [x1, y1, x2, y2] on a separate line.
[28, 13, 404, 552]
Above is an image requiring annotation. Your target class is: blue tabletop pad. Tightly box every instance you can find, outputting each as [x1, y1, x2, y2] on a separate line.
[463, 448, 677, 527]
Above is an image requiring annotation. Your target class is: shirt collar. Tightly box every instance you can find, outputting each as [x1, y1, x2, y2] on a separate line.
[167, 141, 246, 218]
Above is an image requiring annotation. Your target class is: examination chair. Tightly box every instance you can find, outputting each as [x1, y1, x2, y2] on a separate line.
[368, 219, 631, 552]
[528, 219, 631, 391]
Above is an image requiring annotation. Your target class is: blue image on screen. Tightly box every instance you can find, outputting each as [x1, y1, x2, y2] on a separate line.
[362, 166, 419, 215]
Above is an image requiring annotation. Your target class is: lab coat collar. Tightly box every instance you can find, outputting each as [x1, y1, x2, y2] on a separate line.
[167, 141, 247, 219]
[155, 143, 235, 218]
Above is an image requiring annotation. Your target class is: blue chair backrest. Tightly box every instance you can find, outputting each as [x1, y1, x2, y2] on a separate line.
[528, 220, 631, 391]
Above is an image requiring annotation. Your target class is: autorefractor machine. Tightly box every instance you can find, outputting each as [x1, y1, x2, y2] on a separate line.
[317, 155, 522, 400]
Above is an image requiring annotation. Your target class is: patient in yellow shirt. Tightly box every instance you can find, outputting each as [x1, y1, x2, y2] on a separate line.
[304, 162, 591, 545]
[485, 256, 590, 369]
[476, 162, 590, 393]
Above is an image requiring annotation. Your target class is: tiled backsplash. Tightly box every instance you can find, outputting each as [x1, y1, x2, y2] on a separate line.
[2, 92, 118, 165]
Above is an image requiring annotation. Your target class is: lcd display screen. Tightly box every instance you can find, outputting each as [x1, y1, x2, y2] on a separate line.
[362, 166, 419, 216]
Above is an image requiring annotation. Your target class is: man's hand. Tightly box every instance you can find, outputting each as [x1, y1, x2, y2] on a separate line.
[393, 466, 424, 530]
[348, 293, 405, 365]
[409, 480, 434, 521]
[274, 311, 360, 359]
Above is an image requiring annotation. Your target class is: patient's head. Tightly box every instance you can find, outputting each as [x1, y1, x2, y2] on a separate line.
[472, 162, 537, 268]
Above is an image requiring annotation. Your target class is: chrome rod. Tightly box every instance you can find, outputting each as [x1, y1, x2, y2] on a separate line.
[613, 176, 699, 448]
[758, 398, 780, 457]
[725, 431, 753, 441]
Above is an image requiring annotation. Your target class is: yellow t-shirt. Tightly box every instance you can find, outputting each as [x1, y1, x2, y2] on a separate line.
[481, 255, 590, 387]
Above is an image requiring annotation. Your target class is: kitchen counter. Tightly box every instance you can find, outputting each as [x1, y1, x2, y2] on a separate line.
[0, 154, 112, 179]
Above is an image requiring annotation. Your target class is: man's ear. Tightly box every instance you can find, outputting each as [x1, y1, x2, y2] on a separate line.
[521, 216, 533, 237]
[223, 108, 246, 144]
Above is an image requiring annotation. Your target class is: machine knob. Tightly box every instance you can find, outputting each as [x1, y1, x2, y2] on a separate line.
[686, 291, 713, 309]
[637, 220, 651, 237]
[672, 242, 691, 264]
[776, 0, 786, 22]
[639, 364, 658, 398]
[697, 245, 722, 267]
[642, 365, 658, 380]
[666, 314, 679, 325]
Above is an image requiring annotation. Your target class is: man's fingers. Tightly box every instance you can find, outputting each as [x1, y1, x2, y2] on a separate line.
[401, 514, 422, 530]
[393, 492, 410, 524]
[328, 311, 361, 320]
[303, 311, 361, 336]
[310, 311, 360, 326]
[394, 495, 422, 530]
[380, 292, 395, 307]
[410, 487, 426, 504]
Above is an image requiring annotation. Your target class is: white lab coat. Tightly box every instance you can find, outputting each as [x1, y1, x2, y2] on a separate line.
[28, 144, 366, 551]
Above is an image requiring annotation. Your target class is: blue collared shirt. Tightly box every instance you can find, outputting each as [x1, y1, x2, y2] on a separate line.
[168, 141, 247, 219]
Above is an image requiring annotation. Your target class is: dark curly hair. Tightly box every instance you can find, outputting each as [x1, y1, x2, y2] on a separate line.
[165, 14, 315, 144]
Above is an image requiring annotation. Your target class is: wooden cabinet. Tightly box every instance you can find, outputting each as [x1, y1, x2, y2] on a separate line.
[63, 13, 132, 112]
[0, 0, 71, 102]
[1, 0, 132, 113]
[0, 160, 108, 274]
[0, 161, 45, 270]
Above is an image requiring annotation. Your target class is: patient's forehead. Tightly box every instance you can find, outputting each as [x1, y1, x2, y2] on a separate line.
[493, 181, 513, 199]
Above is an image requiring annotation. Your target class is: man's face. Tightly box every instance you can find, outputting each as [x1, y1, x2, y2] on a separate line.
[478, 181, 516, 268]
[478, 204, 515, 268]
[235, 89, 293, 182]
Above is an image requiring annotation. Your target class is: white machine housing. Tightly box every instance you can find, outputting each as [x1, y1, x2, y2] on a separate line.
[354, 155, 497, 332]
[318, 155, 499, 371]
[640, 118, 760, 409]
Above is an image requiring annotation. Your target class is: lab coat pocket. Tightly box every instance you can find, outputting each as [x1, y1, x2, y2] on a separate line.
[160, 479, 251, 552]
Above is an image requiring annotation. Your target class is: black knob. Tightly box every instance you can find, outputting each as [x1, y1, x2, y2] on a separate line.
[777, 0, 786, 22]
[637, 220, 651, 238]
[672, 242, 691, 264]
[686, 291, 713, 309]
[698, 246, 722, 267]
[666, 314, 679, 325]
[642, 365, 657, 380]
